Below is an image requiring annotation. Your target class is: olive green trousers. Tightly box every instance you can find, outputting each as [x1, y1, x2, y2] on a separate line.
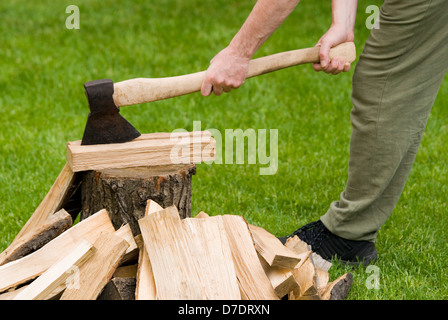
[320, 0, 448, 242]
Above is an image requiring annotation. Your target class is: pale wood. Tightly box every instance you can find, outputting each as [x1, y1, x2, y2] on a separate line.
[135, 241, 155, 300]
[13, 240, 95, 300]
[112, 42, 356, 107]
[289, 255, 320, 300]
[5, 163, 78, 254]
[135, 200, 163, 300]
[145, 199, 164, 216]
[310, 252, 332, 272]
[138, 206, 206, 299]
[315, 268, 330, 296]
[0, 286, 27, 300]
[286, 250, 311, 300]
[60, 232, 129, 300]
[0, 209, 114, 292]
[284, 235, 309, 254]
[285, 236, 332, 296]
[182, 216, 241, 300]
[67, 131, 216, 172]
[258, 253, 299, 299]
[249, 224, 301, 269]
[114, 223, 138, 265]
[221, 215, 278, 300]
[190, 209, 241, 299]
[195, 211, 210, 218]
[0, 209, 72, 266]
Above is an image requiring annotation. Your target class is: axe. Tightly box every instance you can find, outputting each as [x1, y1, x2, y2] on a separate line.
[81, 42, 356, 145]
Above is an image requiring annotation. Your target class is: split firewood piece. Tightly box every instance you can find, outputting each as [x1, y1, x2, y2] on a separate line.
[4, 164, 79, 257]
[248, 224, 301, 269]
[115, 223, 138, 266]
[60, 232, 129, 300]
[290, 255, 321, 300]
[310, 252, 332, 272]
[13, 240, 95, 300]
[284, 236, 323, 300]
[0, 209, 72, 266]
[285, 235, 309, 254]
[182, 216, 241, 300]
[285, 236, 332, 271]
[321, 273, 353, 300]
[98, 264, 138, 301]
[0, 209, 114, 293]
[315, 268, 330, 296]
[138, 206, 206, 300]
[67, 131, 216, 172]
[285, 236, 332, 296]
[195, 211, 210, 218]
[0, 286, 27, 300]
[135, 200, 163, 300]
[258, 253, 300, 299]
[135, 238, 155, 300]
[222, 215, 278, 300]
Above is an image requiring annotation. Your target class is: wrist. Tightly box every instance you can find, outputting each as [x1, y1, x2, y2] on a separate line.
[227, 39, 255, 60]
[329, 21, 355, 42]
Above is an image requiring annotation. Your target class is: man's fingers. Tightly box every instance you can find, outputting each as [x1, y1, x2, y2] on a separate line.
[201, 77, 213, 97]
[212, 85, 223, 96]
[343, 62, 351, 72]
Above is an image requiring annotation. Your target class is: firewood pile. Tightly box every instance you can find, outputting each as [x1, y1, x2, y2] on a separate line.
[0, 200, 352, 300]
[0, 131, 352, 300]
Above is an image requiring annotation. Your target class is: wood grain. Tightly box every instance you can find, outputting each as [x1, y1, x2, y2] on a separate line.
[60, 232, 129, 300]
[67, 131, 215, 172]
[0, 209, 114, 292]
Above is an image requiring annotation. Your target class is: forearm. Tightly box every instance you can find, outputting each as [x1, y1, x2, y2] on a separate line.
[331, 0, 358, 33]
[228, 0, 301, 58]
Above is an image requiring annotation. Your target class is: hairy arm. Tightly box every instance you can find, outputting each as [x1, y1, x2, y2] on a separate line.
[201, 0, 301, 96]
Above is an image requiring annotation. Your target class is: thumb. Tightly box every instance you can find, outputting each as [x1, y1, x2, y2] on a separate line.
[201, 73, 213, 97]
[319, 40, 332, 69]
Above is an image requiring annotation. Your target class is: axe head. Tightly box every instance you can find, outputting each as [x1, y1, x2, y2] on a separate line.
[81, 79, 141, 145]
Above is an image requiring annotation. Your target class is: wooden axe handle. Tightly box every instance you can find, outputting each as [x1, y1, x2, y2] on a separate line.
[113, 42, 356, 107]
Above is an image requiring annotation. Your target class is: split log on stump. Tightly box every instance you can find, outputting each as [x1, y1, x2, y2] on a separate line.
[81, 164, 196, 235]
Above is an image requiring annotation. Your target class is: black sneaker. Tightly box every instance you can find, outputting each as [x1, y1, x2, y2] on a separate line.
[279, 220, 377, 266]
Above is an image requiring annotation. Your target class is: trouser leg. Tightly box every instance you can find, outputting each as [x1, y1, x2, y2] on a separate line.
[320, 0, 448, 242]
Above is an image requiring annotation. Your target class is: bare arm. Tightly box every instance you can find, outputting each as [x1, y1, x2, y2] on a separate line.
[201, 0, 301, 96]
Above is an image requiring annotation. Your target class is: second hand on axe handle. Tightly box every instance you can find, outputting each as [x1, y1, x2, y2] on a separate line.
[112, 42, 356, 107]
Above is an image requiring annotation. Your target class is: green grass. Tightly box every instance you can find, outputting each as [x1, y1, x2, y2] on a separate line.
[1, 0, 447, 300]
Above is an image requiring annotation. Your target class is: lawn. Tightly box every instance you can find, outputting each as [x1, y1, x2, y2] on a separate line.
[0, 0, 447, 300]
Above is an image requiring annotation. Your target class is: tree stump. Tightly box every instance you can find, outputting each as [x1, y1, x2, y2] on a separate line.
[80, 164, 196, 235]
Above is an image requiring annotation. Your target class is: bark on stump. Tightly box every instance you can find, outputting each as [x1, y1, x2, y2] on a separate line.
[80, 164, 196, 235]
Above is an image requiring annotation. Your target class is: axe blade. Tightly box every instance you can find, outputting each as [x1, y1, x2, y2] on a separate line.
[81, 79, 141, 146]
